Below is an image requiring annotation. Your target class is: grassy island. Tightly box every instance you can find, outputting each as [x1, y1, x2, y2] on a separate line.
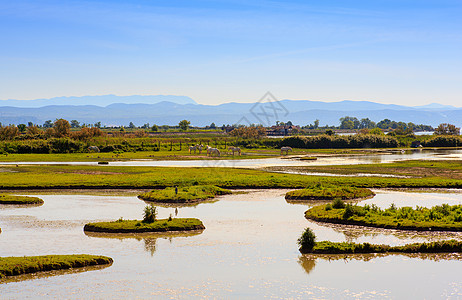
[0, 255, 113, 279]
[303, 240, 462, 254]
[84, 218, 205, 233]
[305, 200, 462, 231]
[285, 184, 375, 201]
[138, 185, 231, 203]
[0, 194, 44, 205]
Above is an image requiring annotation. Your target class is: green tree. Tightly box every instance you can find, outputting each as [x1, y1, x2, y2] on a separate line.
[53, 119, 71, 137]
[210, 122, 216, 129]
[94, 121, 101, 128]
[298, 227, 316, 253]
[17, 124, 27, 132]
[434, 123, 460, 135]
[179, 120, 191, 131]
[151, 124, 159, 132]
[339, 116, 359, 129]
[43, 120, 53, 128]
[128, 122, 136, 129]
[314, 119, 319, 129]
[70, 120, 80, 128]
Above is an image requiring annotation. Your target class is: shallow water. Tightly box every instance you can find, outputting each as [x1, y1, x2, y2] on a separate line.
[1, 189, 462, 299]
[2, 149, 462, 168]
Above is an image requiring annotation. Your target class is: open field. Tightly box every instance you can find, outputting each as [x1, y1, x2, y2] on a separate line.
[0, 194, 43, 205]
[307, 240, 462, 254]
[305, 202, 462, 231]
[0, 255, 113, 279]
[139, 185, 231, 203]
[83, 218, 205, 233]
[267, 160, 462, 180]
[1, 163, 462, 189]
[285, 184, 374, 201]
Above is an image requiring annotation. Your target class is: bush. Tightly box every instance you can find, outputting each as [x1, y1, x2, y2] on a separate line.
[343, 204, 355, 219]
[332, 198, 345, 209]
[143, 205, 157, 223]
[298, 227, 316, 253]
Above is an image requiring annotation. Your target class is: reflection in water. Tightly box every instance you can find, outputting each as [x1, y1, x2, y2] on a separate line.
[84, 230, 204, 256]
[0, 263, 112, 284]
[302, 252, 462, 264]
[298, 255, 316, 275]
[2, 189, 462, 298]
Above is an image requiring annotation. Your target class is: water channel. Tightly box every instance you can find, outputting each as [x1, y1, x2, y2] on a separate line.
[1, 189, 462, 298]
[2, 149, 462, 168]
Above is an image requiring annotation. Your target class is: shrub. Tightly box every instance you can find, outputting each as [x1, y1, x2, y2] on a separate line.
[332, 198, 345, 209]
[343, 204, 355, 219]
[298, 227, 316, 253]
[143, 205, 157, 223]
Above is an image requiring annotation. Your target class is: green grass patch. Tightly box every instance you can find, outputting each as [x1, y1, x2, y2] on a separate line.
[0, 255, 113, 279]
[308, 240, 462, 254]
[305, 201, 462, 231]
[285, 184, 374, 201]
[84, 218, 205, 233]
[2, 165, 462, 190]
[0, 194, 43, 205]
[138, 185, 232, 203]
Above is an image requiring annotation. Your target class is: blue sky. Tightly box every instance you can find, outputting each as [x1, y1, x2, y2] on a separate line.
[1, 0, 461, 105]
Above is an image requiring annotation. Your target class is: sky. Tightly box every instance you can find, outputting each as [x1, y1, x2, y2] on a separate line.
[1, 0, 461, 106]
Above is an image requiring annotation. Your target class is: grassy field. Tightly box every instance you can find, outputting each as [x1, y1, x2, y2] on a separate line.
[306, 240, 462, 254]
[84, 218, 205, 233]
[1, 164, 462, 190]
[285, 184, 374, 201]
[0, 255, 113, 279]
[305, 201, 462, 231]
[139, 185, 232, 203]
[267, 160, 462, 179]
[0, 194, 44, 205]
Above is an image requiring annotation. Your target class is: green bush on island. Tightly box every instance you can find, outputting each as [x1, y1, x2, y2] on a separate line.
[0, 255, 113, 278]
[84, 218, 205, 233]
[304, 240, 462, 254]
[305, 201, 462, 231]
[138, 185, 232, 203]
[143, 205, 157, 223]
[285, 184, 375, 201]
[297, 228, 316, 253]
[0, 194, 44, 205]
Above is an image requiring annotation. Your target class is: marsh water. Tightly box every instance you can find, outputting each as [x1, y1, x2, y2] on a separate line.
[1, 189, 462, 299]
[3, 149, 462, 168]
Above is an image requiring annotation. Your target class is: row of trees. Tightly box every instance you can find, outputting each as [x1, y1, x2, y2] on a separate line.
[0, 119, 104, 141]
[338, 116, 433, 131]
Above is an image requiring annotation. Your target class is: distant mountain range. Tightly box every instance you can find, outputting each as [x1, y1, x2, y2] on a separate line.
[0, 95, 461, 127]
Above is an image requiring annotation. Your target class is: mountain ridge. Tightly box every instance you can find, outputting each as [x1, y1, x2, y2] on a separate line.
[1, 97, 461, 127]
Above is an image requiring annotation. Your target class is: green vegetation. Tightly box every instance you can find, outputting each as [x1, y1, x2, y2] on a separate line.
[305, 200, 462, 231]
[0, 194, 43, 205]
[2, 165, 462, 190]
[297, 228, 316, 253]
[282, 135, 398, 149]
[139, 185, 232, 203]
[83, 218, 205, 233]
[143, 204, 158, 222]
[285, 184, 374, 201]
[0, 255, 113, 278]
[267, 160, 462, 180]
[307, 240, 462, 254]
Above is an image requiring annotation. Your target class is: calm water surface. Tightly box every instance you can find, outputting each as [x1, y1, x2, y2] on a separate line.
[1, 189, 462, 299]
[2, 149, 462, 168]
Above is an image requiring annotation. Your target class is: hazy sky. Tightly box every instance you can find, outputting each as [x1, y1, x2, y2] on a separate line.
[1, 0, 461, 105]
